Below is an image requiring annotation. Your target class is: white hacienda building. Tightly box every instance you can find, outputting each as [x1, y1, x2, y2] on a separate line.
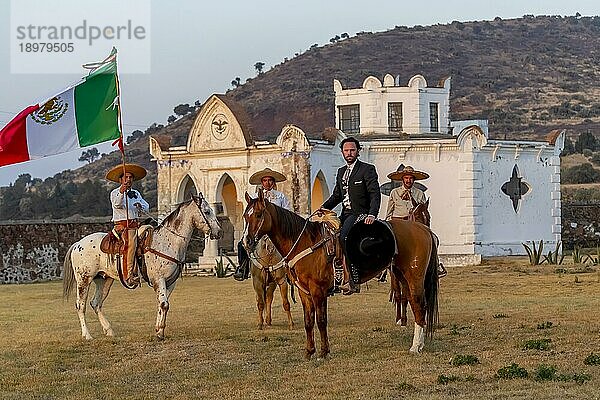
[150, 74, 564, 267]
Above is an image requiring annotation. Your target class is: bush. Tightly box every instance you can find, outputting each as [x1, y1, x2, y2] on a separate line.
[562, 163, 600, 184]
[496, 363, 528, 379]
[537, 321, 553, 329]
[584, 353, 600, 365]
[450, 354, 480, 366]
[533, 364, 557, 381]
[523, 338, 552, 350]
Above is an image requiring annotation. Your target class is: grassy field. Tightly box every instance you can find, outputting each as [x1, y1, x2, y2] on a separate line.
[1, 258, 599, 399]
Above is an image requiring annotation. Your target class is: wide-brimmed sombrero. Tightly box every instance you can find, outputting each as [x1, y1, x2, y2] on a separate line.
[249, 168, 287, 185]
[106, 163, 147, 183]
[387, 165, 429, 181]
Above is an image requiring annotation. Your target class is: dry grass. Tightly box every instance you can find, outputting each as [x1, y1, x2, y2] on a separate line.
[1, 259, 600, 399]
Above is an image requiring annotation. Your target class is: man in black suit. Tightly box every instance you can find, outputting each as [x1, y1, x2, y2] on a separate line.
[321, 137, 381, 295]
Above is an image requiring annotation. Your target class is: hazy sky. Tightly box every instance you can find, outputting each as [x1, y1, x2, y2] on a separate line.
[0, 0, 597, 187]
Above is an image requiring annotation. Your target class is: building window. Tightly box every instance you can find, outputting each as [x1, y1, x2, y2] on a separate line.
[339, 105, 360, 134]
[388, 102, 403, 132]
[429, 102, 439, 133]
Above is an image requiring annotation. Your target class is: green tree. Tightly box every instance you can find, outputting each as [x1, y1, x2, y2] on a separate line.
[562, 137, 575, 155]
[126, 130, 144, 145]
[78, 147, 100, 164]
[173, 103, 194, 117]
[254, 62, 265, 75]
[575, 131, 597, 153]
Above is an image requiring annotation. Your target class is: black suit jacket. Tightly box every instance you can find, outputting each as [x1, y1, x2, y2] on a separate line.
[322, 159, 381, 216]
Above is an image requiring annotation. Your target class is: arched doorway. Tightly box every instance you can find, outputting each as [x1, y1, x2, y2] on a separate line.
[311, 170, 330, 212]
[216, 174, 239, 254]
[177, 174, 198, 202]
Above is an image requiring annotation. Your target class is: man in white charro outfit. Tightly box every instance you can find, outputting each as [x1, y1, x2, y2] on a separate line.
[106, 163, 150, 287]
[233, 168, 291, 281]
[385, 165, 447, 277]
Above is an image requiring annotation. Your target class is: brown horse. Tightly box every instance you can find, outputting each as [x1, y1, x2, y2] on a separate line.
[390, 199, 434, 330]
[243, 190, 439, 356]
[243, 191, 334, 359]
[250, 236, 294, 330]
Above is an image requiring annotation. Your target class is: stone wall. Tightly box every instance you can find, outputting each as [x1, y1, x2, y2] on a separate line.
[561, 203, 600, 249]
[1, 202, 599, 283]
[0, 220, 111, 284]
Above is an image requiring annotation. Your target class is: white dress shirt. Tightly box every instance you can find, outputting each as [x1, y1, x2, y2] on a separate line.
[110, 187, 149, 221]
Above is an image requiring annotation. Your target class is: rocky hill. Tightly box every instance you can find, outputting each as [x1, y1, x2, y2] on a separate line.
[3, 14, 600, 219]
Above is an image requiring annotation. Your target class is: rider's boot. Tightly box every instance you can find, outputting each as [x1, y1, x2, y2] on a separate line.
[233, 242, 250, 281]
[233, 259, 249, 281]
[124, 229, 140, 288]
[341, 262, 361, 295]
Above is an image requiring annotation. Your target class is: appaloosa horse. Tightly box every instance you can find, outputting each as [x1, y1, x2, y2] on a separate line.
[243, 190, 439, 356]
[63, 194, 222, 340]
[250, 236, 294, 330]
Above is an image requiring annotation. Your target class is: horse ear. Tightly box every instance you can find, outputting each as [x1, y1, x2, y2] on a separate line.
[257, 188, 265, 203]
[245, 192, 252, 203]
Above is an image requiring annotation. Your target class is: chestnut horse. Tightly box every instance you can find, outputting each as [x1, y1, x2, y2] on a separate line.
[243, 191, 334, 359]
[250, 236, 295, 330]
[390, 199, 433, 328]
[243, 190, 439, 356]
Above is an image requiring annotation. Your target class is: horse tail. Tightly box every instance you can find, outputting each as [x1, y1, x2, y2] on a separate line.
[62, 243, 76, 300]
[424, 232, 439, 339]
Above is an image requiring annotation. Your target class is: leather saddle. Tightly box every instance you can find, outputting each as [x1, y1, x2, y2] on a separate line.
[311, 210, 342, 264]
[100, 225, 154, 256]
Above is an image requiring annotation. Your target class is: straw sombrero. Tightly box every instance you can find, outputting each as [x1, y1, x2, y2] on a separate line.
[106, 163, 147, 183]
[249, 168, 287, 185]
[387, 165, 429, 181]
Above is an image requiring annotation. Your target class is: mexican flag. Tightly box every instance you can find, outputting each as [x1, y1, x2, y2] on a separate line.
[0, 52, 121, 167]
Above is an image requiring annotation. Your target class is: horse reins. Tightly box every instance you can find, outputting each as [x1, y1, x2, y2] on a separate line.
[249, 207, 335, 295]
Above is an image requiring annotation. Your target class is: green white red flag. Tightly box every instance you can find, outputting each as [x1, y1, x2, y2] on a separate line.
[0, 49, 121, 167]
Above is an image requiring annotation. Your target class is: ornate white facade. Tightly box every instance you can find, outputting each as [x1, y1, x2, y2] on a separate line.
[151, 75, 564, 266]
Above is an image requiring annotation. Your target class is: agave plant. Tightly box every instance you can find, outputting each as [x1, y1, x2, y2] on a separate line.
[522, 240, 544, 265]
[584, 245, 600, 265]
[572, 246, 585, 264]
[543, 241, 564, 265]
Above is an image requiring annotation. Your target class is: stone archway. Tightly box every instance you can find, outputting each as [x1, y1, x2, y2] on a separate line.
[215, 174, 239, 254]
[311, 170, 330, 212]
[176, 174, 204, 261]
[177, 174, 197, 203]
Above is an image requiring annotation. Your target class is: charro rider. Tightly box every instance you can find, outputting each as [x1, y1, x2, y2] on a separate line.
[106, 163, 150, 287]
[385, 165, 447, 277]
[321, 137, 381, 295]
[233, 167, 292, 281]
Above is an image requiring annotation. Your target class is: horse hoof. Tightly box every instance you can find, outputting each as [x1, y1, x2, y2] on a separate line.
[83, 334, 93, 340]
[317, 351, 330, 360]
[304, 350, 315, 360]
[409, 346, 423, 354]
[105, 329, 115, 337]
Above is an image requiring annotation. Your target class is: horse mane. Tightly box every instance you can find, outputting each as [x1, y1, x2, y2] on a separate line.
[267, 203, 321, 240]
[155, 199, 193, 232]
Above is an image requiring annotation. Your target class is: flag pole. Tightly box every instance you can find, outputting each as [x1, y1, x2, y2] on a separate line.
[112, 48, 130, 225]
